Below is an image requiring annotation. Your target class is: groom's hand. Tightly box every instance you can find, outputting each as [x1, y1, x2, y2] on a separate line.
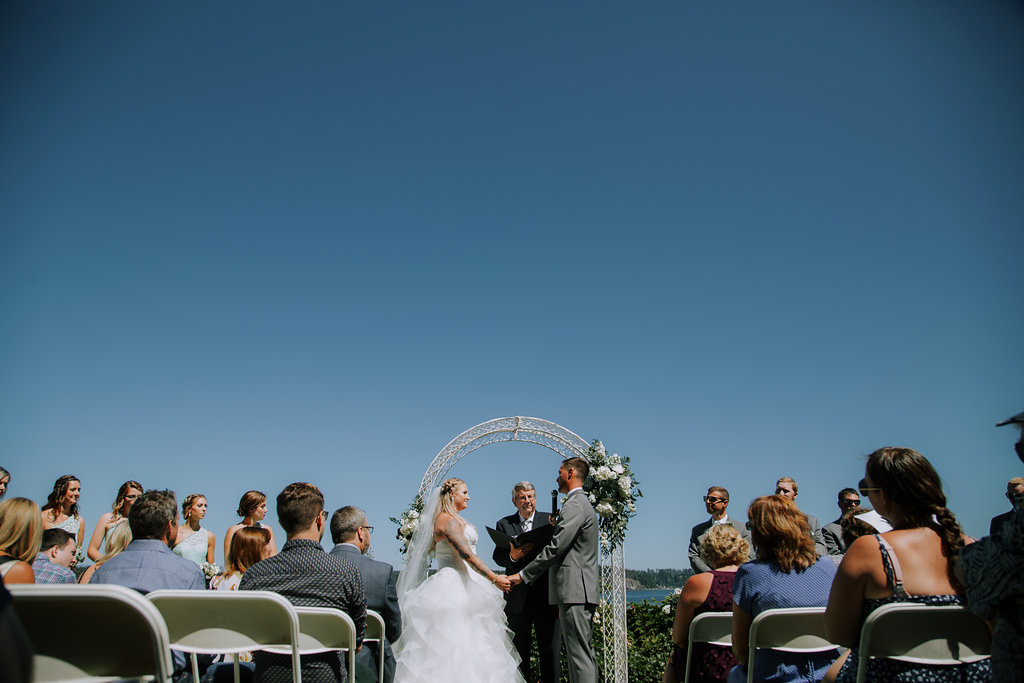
[508, 573, 522, 587]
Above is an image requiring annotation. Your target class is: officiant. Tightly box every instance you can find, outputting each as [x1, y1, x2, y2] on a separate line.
[492, 481, 561, 683]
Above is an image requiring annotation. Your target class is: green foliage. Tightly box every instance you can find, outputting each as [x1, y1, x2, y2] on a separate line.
[626, 568, 693, 589]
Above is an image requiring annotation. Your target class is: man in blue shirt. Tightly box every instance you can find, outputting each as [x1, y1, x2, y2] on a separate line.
[92, 489, 205, 677]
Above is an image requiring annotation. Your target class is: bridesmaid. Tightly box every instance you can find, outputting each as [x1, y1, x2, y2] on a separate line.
[0, 466, 10, 501]
[223, 490, 277, 566]
[86, 480, 143, 561]
[41, 475, 85, 558]
[173, 493, 215, 566]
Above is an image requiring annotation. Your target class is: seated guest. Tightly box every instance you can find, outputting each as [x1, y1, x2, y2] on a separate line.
[240, 483, 366, 683]
[688, 486, 752, 573]
[224, 490, 277, 567]
[329, 506, 401, 683]
[0, 498, 42, 585]
[960, 410, 1024, 681]
[211, 526, 270, 591]
[728, 496, 839, 683]
[32, 529, 77, 584]
[821, 488, 860, 556]
[824, 447, 989, 682]
[87, 480, 143, 561]
[80, 518, 132, 584]
[664, 524, 748, 683]
[838, 506, 877, 550]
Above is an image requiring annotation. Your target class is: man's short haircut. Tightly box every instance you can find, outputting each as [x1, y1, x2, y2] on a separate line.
[707, 486, 730, 501]
[838, 487, 859, 501]
[512, 481, 535, 497]
[776, 476, 799, 494]
[129, 490, 177, 540]
[277, 483, 324, 534]
[562, 457, 590, 481]
[40, 528, 74, 553]
[1008, 477, 1024, 490]
[330, 506, 365, 544]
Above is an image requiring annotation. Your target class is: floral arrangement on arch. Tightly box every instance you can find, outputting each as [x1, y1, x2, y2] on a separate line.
[389, 493, 425, 555]
[583, 439, 641, 552]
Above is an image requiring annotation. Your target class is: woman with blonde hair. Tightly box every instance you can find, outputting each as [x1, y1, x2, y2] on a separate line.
[41, 475, 85, 555]
[224, 490, 276, 566]
[211, 526, 271, 591]
[728, 495, 839, 683]
[0, 497, 43, 584]
[86, 480, 142, 561]
[173, 493, 215, 566]
[80, 518, 132, 584]
[393, 477, 524, 682]
[824, 447, 988, 682]
[0, 467, 10, 501]
[664, 524, 749, 683]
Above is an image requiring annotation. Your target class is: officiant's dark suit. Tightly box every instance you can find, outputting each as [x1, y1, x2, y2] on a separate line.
[493, 484, 561, 683]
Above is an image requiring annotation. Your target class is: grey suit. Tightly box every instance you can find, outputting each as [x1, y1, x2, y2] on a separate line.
[329, 544, 401, 683]
[822, 519, 845, 555]
[521, 489, 599, 683]
[687, 516, 753, 573]
[805, 514, 827, 557]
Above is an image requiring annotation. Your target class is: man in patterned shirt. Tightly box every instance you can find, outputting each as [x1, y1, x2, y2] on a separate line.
[32, 529, 77, 584]
[240, 483, 366, 683]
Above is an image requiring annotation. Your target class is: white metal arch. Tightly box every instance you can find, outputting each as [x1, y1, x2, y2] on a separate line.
[415, 416, 628, 683]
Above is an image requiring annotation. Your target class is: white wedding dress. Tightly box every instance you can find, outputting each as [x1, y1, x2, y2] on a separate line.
[393, 522, 527, 683]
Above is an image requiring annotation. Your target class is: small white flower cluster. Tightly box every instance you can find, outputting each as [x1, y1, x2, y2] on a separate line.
[200, 562, 221, 580]
[389, 494, 425, 554]
[583, 439, 641, 552]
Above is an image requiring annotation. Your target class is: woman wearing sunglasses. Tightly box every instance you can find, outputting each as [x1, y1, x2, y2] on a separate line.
[823, 447, 989, 682]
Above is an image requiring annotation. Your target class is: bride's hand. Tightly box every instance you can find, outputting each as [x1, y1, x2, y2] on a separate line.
[493, 574, 512, 592]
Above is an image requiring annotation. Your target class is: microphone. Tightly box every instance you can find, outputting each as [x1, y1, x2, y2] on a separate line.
[551, 490, 558, 519]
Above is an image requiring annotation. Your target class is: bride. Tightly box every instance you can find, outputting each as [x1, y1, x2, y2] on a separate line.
[394, 477, 527, 683]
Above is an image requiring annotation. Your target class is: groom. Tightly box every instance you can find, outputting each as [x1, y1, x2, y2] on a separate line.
[510, 458, 599, 683]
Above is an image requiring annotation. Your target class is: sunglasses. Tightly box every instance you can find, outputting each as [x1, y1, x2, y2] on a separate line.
[858, 478, 882, 498]
[703, 496, 727, 504]
[840, 498, 861, 507]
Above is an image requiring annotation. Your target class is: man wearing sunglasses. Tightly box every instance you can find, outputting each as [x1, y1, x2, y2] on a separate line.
[688, 486, 753, 573]
[821, 488, 860, 556]
[774, 477, 827, 557]
[989, 477, 1024, 537]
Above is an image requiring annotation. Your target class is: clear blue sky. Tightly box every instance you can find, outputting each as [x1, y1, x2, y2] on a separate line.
[2, 1, 1022, 572]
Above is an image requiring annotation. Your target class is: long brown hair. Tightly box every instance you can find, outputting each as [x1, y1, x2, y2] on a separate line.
[747, 495, 818, 572]
[43, 475, 80, 520]
[112, 480, 143, 518]
[226, 526, 271, 576]
[866, 446, 966, 592]
[236, 490, 266, 519]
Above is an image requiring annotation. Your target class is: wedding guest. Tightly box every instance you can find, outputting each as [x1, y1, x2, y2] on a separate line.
[41, 474, 85, 555]
[824, 447, 988, 682]
[32, 528, 77, 584]
[728, 495, 839, 683]
[0, 581, 33, 683]
[210, 526, 270, 591]
[173, 493, 215, 566]
[0, 497, 42, 585]
[80, 518, 132, 584]
[0, 467, 10, 501]
[821, 488, 860, 556]
[240, 483, 365, 683]
[664, 524, 748, 683]
[688, 486, 753, 573]
[989, 476, 1024, 536]
[86, 480, 143, 561]
[330, 505, 401, 683]
[774, 477, 827, 556]
[838, 507, 877, 549]
[959, 410, 1024, 680]
[224, 490, 277, 566]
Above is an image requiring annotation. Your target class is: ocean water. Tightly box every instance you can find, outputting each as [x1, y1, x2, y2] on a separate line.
[625, 588, 675, 604]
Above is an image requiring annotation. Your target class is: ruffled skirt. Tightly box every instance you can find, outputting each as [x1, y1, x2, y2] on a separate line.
[394, 567, 526, 683]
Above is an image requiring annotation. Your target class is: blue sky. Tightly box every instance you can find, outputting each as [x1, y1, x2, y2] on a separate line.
[2, 1, 1022, 572]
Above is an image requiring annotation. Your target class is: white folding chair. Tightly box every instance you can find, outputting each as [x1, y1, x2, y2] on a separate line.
[147, 589, 301, 683]
[855, 603, 991, 683]
[746, 607, 839, 683]
[10, 583, 173, 683]
[263, 606, 357, 683]
[363, 609, 386, 683]
[683, 611, 732, 683]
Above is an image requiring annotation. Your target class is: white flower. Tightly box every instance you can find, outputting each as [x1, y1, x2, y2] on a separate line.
[595, 502, 615, 517]
[608, 452, 620, 464]
[618, 476, 632, 493]
[595, 442, 606, 457]
[588, 493, 597, 503]
[611, 463, 624, 475]
[594, 466, 614, 481]
[662, 605, 672, 615]
[409, 510, 419, 519]
[674, 587, 683, 596]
